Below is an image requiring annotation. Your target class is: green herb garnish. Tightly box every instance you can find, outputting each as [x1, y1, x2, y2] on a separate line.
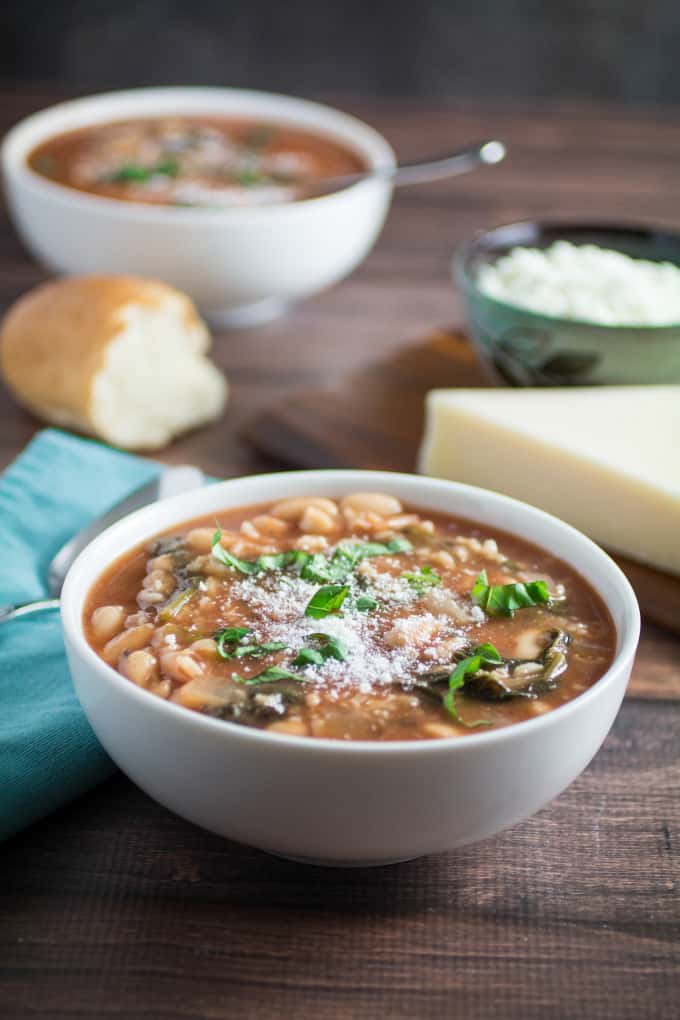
[300, 538, 413, 585]
[293, 632, 348, 667]
[259, 550, 312, 573]
[214, 624, 287, 660]
[211, 530, 260, 575]
[109, 158, 179, 184]
[299, 552, 334, 584]
[236, 166, 262, 187]
[236, 666, 302, 686]
[472, 570, 551, 617]
[355, 593, 378, 612]
[233, 641, 288, 659]
[210, 531, 410, 583]
[304, 584, 349, 619]
[214, 625, 251, 657]
[443, 642, 501, 726]
[212, 533, 313, 577]
[402, 564, 441, 593]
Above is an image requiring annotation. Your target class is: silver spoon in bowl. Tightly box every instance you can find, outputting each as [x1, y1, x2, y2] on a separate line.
[301, 139, 506, 198]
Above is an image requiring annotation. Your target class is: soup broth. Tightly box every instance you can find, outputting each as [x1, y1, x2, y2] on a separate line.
[84, 493, 616, 741]
[28, 116, 366, 208]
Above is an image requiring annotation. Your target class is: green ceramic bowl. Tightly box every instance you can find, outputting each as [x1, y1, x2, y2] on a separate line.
[455, 221, 680, 385]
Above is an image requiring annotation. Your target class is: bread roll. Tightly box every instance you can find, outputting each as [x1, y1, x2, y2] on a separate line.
[0, 275, 227, 450]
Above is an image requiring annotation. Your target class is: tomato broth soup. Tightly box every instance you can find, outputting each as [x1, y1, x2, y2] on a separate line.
[84, 492, 616, 741]
[28, 116, 366, 207]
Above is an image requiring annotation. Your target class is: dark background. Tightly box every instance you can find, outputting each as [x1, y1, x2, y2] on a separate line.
[1, 0, 680, 105]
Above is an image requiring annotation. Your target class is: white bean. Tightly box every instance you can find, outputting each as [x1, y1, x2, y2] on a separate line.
[142, 569, 175, 596]
[268, 717, 308, 736]
[299, 506, 337, 534]
[186, 527, 217, 553]
[150, 678, 172, 700]
[385, 514, 420, 529]
[123, 648, 159, 688]
[125, 611, 152, 629]
[251, 514, 289, 537]
[295, 534, 329, 553]
[160, 650, 204, 682]
[137, 589, 165, 609]
[147, 553, 175, 571]
[90, 605, 126, 643]
[340, 492, 402, 517]
[423, 721, 461, 739]
[240, 520, 260, 539]
[102, 624, 155, 664]
[270, 497, 338, 522]
[191, 638, 219, 658]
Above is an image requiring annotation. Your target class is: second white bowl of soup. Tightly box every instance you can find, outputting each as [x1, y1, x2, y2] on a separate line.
[1, 88, 395, 326]
[60, 471, 639, 865]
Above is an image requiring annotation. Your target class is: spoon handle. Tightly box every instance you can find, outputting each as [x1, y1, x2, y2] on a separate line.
[390, 139, 506, 187]
[0, 599, 61, 624]
[309, 139, 506, 196]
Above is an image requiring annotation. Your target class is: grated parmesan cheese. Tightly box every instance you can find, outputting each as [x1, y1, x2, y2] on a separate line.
[229, 564, 480, 693]
[477, 240, 680, 326]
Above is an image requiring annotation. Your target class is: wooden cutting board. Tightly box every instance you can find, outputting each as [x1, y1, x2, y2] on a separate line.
[244, 328, 680, 636]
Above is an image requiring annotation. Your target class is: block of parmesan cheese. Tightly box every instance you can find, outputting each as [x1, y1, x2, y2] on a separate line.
[419, 386, 680, 574]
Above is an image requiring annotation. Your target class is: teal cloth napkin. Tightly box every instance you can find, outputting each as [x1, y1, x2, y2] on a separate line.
[0, 429, 162, 841]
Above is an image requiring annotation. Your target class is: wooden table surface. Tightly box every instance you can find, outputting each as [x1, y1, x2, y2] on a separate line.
[1, 90, 679, 1019]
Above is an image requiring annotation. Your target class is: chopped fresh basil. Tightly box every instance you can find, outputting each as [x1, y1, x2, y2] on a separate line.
[237, 166, 262, 186]
[443, 642, 501, 726]
[254, 552, 289, 572]
[384, 537, 413, 554]
[214, 624, 286, 659]
[300, 552, 334, 584]
[110, 158, 179, 183]
[236, 666, 302, 685]
[211, 530, 260, 575]
[402, 564, 441, 593]
[304, 584, 349, 619]
[214, 626, 251, 657]
[155, 158, 180, 177]
[257, 550, 311, 573]
[355, 593, 378, 612]
[232, 641, 288, 659]
[472, 569, 551, 617]
[293, 632, 348, 667]
[292, 647, 325, 667]
[210, 531, 411, 584]
[211, 536, 314, 578]
[299, 537, 414, 586]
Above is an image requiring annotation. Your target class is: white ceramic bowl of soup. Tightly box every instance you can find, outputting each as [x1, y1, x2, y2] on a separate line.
[1, 88, 395, 326]
[60, 470, 640, 866]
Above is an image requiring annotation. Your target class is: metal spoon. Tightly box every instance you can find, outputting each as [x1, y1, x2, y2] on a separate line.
[0, 464, 205, 625]
[302, 139, 506, 197]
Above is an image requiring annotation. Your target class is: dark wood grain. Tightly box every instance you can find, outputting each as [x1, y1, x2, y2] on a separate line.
[1, 91, 679, 1020]
[2, 699, 679, 1020]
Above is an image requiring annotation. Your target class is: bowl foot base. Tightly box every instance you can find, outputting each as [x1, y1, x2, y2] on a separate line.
[269, 851, 420, 868]
[203, 297, 290, 329]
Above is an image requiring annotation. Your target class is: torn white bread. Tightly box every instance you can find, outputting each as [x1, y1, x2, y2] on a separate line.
[419, 386, 680, 574]
[0, 274, 227, 450]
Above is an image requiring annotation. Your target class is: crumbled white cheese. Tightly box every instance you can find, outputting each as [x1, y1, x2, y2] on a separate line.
[477, 240, 680, 326]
